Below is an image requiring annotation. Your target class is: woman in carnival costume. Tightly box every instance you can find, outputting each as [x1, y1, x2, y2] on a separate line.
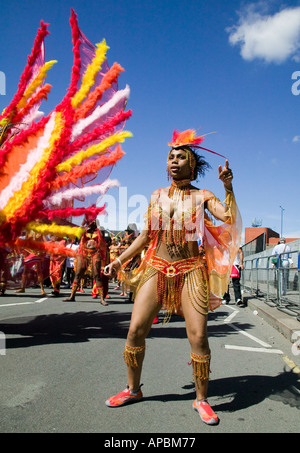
[109, 235, 121, 287]
[105, 129, 242, 425]
[15, 231, 47, 295]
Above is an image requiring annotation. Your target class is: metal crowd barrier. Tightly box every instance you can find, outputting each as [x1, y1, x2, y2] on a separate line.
[241, 250, 300, 321]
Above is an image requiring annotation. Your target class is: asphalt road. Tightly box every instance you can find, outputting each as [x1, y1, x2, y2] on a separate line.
[0, 284, 299, 434]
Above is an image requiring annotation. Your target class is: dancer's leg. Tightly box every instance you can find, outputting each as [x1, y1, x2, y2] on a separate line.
[125, 274, 160, 391]
[181, 281, 219, 425]
[181, 282, 210, 401]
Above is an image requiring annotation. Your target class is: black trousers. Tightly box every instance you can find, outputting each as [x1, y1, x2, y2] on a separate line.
[223, 275, 242, 302]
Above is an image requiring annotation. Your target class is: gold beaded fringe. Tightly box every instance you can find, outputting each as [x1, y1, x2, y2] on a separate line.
[190, 352, 211, 381]
[123, 344, 146, 368]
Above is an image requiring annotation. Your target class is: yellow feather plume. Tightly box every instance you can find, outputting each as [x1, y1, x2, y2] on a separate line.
[26, 222, 84, 239]
[71, 39, 109, 109]
[56, 130, 132, 173]
[17, 60, 57, 110]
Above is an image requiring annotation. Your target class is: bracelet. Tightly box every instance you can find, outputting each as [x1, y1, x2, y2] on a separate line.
[116, 257, 122, 267]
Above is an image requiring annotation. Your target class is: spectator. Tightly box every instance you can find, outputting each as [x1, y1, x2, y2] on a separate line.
[65, 238, 79, 288]
[272, 238, 292, 296]
[222, 247, 244, 305]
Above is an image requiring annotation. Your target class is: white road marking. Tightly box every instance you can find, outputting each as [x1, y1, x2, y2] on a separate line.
[225, 345, 283, 354]
[223, 310, 238, 323]
[226, 321, 272, 348]
[0, 297, 48, 307]
[223, 305, 281, 353]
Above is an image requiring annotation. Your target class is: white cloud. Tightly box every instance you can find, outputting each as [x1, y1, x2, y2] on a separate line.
[227, 4, 300, 63]
[292, 135, 300, 142]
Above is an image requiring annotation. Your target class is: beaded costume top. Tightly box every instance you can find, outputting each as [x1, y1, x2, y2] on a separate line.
[77, 229, 106, 258]
[147, 183, 209, 246]
[132, 182, 242, 311]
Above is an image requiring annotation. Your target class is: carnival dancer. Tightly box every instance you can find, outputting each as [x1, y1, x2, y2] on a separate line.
[109, 236, 121, 287]
[119, 235, 133, 297]
[49, 236, 67, 297]
[104, 129, 242, 425]
[0, 247, 10, 295]
[109, 236, 120, 262]
[64, 219, 108, 305]
[92, 237, 110, 300]
[102, 239, 111, 299]
[15, 232, 47, 296]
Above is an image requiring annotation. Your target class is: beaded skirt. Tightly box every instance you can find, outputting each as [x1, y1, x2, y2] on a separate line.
[136, 255, 209, 321]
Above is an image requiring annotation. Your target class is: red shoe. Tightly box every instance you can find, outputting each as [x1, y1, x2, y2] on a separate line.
[152, 316, 159, 324]
[193, 399, 219, 425]
[105, 386, 143, 407]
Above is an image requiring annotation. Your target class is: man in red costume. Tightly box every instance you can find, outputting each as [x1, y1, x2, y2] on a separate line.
[64, 218, 108, 305]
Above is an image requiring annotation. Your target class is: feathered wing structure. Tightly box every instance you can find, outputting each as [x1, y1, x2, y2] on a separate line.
[0, 10, 132, 258]
[0, 20, 54, 193]
[0, 20, 53, 140]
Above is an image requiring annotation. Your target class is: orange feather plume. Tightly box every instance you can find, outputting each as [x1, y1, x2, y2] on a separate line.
[168, 129, 204, 148]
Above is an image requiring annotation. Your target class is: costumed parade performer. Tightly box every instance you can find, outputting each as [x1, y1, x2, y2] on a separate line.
[64, 215, 108, 305]
[118, 232, 133, 297]
[92, 234, 110, 300]
[0, 10, 132, 288]
[0, 247, 10, 295]
[109, 235, 121, 287]
[49, 236, 67, 297]
[15, 231, 47, 295]
[105, 129, 242, 425]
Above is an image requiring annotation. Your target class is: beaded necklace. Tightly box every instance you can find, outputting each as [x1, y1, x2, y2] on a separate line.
[168, 178, 191, 200]
[163, 178, 195, 245]
[147, 179, 199, 245]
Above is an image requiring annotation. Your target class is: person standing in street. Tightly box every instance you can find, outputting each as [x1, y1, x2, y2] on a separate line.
[222, 246, 244, 305]
[272, 238, 292, 296]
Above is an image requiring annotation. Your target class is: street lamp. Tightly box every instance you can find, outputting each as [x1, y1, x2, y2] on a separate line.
[279, 205, 285, 237]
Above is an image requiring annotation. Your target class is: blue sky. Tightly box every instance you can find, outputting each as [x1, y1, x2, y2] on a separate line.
[1, 0, 300, 242]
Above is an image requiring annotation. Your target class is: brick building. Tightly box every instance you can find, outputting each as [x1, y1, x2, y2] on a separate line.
[244, 227, 279, 246]
[244, 227, 299, 250]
